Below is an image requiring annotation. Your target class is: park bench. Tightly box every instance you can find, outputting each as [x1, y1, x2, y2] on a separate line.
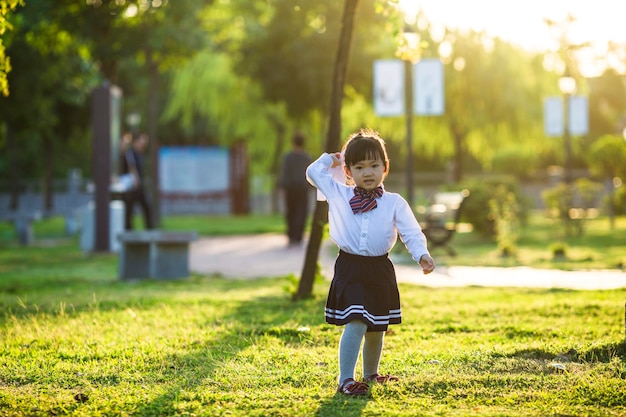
[420, 189, 470, 256]
[118, 230, 198, 280]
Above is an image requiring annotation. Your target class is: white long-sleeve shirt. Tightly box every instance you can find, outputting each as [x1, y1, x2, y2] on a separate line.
[306, 153, 430, 262]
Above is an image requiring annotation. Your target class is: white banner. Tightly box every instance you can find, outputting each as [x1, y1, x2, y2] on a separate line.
[544, 97, 563, 137]
[413, 59, 444, 115]
[544, 95, 588, 137]
[569, 95, 589, 136]
[373, 60, 405, 116]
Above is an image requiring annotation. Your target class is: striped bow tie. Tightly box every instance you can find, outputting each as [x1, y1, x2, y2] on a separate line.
[349, 186, 384, 214]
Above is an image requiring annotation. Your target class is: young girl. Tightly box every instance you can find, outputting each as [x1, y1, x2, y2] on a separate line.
[306, 128, 435, 396]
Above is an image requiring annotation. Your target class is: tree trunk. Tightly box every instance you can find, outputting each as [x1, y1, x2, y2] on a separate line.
[7, 125, 19, 210]
[43, 135, 54, 212]
[270, 118, 286, 215]
[453, 130, 463, 183]
[146, 49, 161, 228]
[608, 181, 615, 230]
[295, 0, 359, 300]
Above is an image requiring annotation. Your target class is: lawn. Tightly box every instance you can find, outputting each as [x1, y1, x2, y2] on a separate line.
[1, 235, 625, 416]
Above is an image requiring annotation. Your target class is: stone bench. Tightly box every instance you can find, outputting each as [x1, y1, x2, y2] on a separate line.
[2, 211, 42, 245]
[118, 230, 198, 280]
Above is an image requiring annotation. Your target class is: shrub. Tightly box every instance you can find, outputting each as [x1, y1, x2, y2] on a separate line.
[455, 176, 529, 238]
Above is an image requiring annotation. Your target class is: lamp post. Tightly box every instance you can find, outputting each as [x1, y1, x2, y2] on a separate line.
[558, 72, 576, 184]
[401, 27, 419, 207]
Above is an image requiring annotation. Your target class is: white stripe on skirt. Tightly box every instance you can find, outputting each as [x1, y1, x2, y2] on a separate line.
[325, 305, 401, 325]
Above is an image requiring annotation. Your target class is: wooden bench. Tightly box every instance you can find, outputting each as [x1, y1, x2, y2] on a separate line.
[420, 190, 469, 256]
[118, 230, 198, 280]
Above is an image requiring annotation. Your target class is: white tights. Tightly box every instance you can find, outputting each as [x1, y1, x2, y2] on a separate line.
[338, 320, 385, 383]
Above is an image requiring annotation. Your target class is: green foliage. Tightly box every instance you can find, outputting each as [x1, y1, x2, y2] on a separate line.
[162, 50, 287, 176]
[0, 0, 100, 180]
[488, 184, 521, 256]
[441, 29, 553, 181]
[588, 134, 626, 180]
[457, 176, 529, 238]
[542, 179, 603, 237]
[0, 0, 24, 96]
[0, 243, 625, 416]
[587, 69, 626, 140]
[603, 183, 626, 216]
[490, 144, 541, 180]
[204, 0, 399, 119]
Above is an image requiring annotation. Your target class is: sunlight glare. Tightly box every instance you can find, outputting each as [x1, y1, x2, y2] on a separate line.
[398, 0, 626, 76]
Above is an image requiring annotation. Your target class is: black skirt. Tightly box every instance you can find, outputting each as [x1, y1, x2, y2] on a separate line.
[325, 250, 401, 332]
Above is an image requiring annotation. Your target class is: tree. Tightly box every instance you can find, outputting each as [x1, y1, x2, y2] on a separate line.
[588, 69, 626, 140]
[439, 28, 550, 182]
[295, 0, 359, 300]
[1, 1, 209, 220]
[163, 50, 287, 177]
[204, 0, 396, 121]
[0, 0, 99, 210]
[0, 0, 23, 96]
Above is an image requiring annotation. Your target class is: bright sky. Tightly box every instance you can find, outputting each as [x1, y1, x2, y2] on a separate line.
[399, 0, 626, 77]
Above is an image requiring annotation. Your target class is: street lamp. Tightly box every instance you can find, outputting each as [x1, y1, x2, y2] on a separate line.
[401, 26, 420, 206]
[558, 71, 576, 183]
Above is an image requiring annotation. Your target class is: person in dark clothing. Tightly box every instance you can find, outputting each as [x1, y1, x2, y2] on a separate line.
[122, 133, 153, 230]
[279, 132, 313, 247]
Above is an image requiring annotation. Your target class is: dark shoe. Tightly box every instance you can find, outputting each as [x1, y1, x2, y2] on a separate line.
[337, 378, 369, 396]
[363, 373, 399, 384]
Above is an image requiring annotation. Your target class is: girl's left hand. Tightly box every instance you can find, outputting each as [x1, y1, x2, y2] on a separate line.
[419, 254, 436, 275]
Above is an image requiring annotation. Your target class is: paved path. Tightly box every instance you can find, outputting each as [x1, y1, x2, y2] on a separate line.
[190, 234, 626, 290]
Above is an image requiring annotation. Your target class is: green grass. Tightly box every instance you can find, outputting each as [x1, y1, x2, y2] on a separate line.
[1, 241, 626, 416]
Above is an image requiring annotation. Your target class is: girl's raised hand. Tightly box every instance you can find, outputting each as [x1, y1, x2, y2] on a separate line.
[330, 152, 342, 168]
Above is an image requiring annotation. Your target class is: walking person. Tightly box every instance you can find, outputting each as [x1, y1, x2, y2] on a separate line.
[278, 132, 312, 247]
[306, 128, 436, 396]
[122, 133, 153, 230]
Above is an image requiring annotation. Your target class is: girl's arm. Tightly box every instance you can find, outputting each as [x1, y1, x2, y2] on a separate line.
[395, 197, 435, 273]
[306, 153, 342, 198]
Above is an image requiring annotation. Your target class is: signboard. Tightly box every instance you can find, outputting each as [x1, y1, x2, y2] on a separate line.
[373, 60, 405, 116]
[159, 146, 229, 193]
[414, 59, 445, 115]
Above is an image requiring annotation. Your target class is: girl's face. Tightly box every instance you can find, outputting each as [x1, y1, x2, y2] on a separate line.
[345, 157, 386, 191]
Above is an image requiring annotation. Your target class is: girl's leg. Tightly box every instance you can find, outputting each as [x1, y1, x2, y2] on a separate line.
[338, 320, 367, 383]
[362, 331, 384, 379]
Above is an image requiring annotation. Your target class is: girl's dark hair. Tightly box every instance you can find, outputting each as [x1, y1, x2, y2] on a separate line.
[342, 128, 389, 168]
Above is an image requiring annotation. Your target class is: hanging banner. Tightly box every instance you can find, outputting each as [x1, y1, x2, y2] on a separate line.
[544, 95, 589, 137]
[373, 60, 405, 116]
[569, 95, 589, 136]
[414, 58, 444, 115]
[544, 97, 563, 137]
